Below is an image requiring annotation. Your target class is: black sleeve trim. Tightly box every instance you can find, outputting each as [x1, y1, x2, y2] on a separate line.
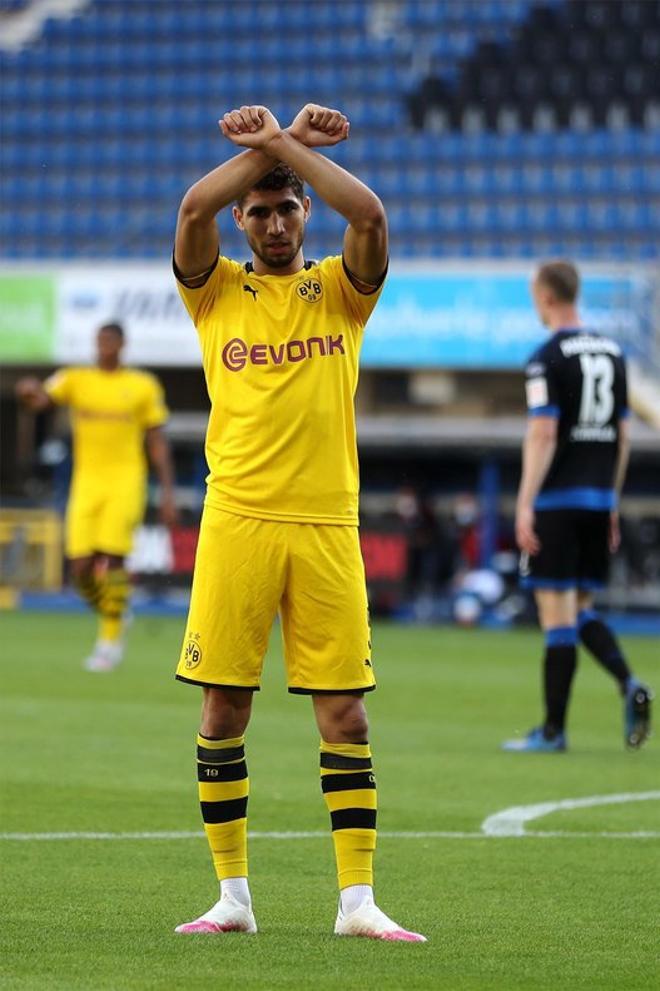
[341, 255, 388, 295]
[172, 251, 219, 289]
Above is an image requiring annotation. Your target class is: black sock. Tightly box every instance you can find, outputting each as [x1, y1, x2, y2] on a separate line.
[543, 627, 578, 737]
[578, 609, 631, 693]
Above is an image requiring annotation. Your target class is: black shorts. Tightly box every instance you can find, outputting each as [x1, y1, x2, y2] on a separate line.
[519, 509, 610, 591]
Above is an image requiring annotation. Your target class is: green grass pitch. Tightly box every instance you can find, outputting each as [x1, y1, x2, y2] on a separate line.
[1, 612, 658, 990]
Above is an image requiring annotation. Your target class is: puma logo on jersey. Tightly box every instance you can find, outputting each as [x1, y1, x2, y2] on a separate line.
[243, 285, 258, 300]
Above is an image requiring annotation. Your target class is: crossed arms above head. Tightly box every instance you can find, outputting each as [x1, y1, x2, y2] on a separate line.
[174, 103, 388, 287]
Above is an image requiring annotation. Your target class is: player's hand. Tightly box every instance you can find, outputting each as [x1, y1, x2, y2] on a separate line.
[287, 104, 349, 147]
[15, 376, 40, 398]
[219, 106, 281, 149]
[516, 504, 541, 555]
[15, 377, 47, 410]
[159, 492, 179, 528]
[608, 510, 621, 554]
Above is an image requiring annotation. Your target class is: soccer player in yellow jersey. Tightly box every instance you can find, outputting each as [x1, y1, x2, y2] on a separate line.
[172, 103, 426, 942]
[15, 322, 177, 671]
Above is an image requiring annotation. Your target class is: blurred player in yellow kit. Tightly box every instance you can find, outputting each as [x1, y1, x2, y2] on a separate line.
[172, 102, 426, 942]
[15, 322, 177, 671]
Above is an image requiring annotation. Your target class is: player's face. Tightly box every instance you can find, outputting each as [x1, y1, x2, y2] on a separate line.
[96, 328, 124, 364]
[234, 188, 311, 269]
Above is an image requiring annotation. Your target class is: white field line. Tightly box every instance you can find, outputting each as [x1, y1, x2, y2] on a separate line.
[2, 792, 659, 842]
[2, 829, 659, 841]
[517, 830, 660, 839]
[1, 828, 659, 842]
[0, 830, 482, 842]
[481, 790, 660, 837]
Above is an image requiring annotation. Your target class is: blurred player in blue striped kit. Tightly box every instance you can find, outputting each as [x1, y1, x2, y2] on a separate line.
[504, 260, 652, 753]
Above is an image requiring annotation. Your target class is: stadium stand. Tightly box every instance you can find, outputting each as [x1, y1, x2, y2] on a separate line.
[409, 1, 660, 131]
[2, 1, 659, 623]
[1, 0, 658, 260]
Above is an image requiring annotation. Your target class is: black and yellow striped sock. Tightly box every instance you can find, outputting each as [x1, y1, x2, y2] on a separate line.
[76, 573, 103, 613]
[197, 734, 249, 880]
[97, 568, 130, 642]
[320, 740, 377, 889]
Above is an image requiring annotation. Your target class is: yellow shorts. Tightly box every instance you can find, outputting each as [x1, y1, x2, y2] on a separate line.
[66, 474, 146, 559]
[176, 505, 374, 695]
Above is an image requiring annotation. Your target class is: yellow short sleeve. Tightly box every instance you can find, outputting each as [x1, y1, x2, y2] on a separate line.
[319, 256, 386, 327]
[139, 375, 169, 429]
[44, 368, 76, 405]
[174, 255, 241, 328]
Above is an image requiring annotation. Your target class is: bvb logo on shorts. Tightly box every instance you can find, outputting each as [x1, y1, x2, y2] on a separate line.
[184, 633, 202, 669]
[296, 277, 323, 303]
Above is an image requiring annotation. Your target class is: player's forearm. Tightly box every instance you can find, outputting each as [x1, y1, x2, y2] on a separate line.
[517, 430, 557, 509]
[147, 431, 175, 493]
[264, 131, 385, 231]
[613, 420, 631, 500]
[179, 149, 276, 222]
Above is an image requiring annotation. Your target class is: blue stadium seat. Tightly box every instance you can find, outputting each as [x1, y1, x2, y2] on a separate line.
[1, 0, 657, 260]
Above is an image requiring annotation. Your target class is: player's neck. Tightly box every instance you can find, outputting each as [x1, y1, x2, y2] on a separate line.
[549, 306, 580, 333]
[250, 250, 306, 277]
[97, 359, 121, 372]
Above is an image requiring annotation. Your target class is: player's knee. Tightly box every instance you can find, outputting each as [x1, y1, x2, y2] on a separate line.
[343, 709, 369, 742]
[316, 695, 369, 742]
[69, 557, 95, 582]
[577, 590, 593, 611]
[200, 687, 252, 739]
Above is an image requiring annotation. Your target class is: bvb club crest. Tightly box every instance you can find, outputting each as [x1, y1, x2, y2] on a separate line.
[184, 633, 202, 669]
[296, 277, 323, 303]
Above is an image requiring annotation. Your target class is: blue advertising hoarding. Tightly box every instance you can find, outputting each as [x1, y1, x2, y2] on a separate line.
[0, 261, 655, 369]
[361, 264, 655, 369]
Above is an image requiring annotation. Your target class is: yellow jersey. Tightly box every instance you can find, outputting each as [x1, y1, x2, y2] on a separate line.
[44, 366, 168, 482]
[176, 255, 384, 525]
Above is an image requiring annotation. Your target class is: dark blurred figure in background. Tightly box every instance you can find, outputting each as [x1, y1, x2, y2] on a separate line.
[394, 485, 457, 601]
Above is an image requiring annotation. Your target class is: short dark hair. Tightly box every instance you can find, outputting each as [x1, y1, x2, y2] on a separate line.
[535, 261, 580, 303]
[98, 321, 125, 339]
[237, 164, 304, 208]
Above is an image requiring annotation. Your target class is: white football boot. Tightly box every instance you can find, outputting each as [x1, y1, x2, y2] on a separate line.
[334, 897, 427, 942]
[83, 639, 124, 672]
[175, 894, 257, 934]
